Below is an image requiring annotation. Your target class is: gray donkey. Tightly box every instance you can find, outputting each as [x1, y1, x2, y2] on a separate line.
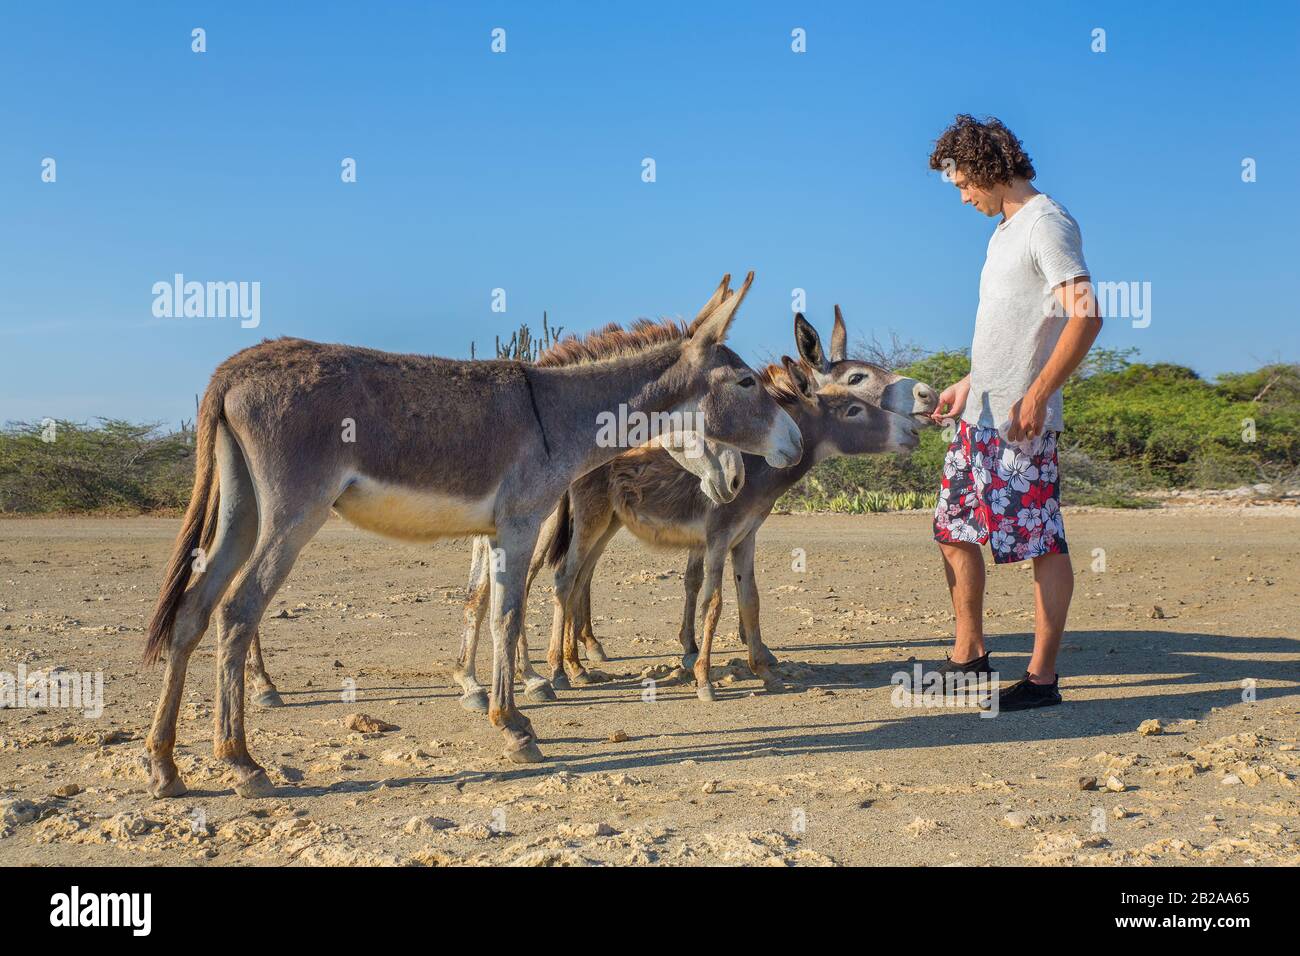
[462, 310, 940, 697]
[141, 272, 802, 797]
[448, 430, 744, 713]
[242, 396, 746, 712]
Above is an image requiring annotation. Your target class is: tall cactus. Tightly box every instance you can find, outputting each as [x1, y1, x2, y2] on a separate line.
[475, 311, 565, 363]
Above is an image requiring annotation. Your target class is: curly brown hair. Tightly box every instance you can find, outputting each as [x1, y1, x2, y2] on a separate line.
[928, 115, 1036, 188]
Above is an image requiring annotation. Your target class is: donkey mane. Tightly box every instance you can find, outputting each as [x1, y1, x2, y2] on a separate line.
[756, 362, 812, 407]
[535, 318, 688, 368]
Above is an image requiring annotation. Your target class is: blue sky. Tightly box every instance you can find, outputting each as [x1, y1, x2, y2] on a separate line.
[2, 1, 1296, 426]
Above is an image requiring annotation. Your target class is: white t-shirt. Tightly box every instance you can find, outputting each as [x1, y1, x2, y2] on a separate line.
[963, 193, 1090, 434]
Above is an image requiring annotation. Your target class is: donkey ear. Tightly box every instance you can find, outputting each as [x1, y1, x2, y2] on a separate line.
[687, 274, 731, 332]
[782, 356, 816, 400]
[794, 313, 828, 373]
[691, 270, 753, 346]
[830, 305, 847, 363]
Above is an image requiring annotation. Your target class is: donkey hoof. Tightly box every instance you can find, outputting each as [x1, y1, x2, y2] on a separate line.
[459, 689, 489, 713]
[568, 668, 593, 687]
[696, 683, 717, 702]
[149, 775, 188, 799]
[233, 769, 276, 799]
[682, 653, 699, 671]
[586, 641, 609, 664]
[253, 688, 284, 708]
[505, 740, 545, 764]
[762, 679, 784, 695]
[550, 672, 572, 692]
[524, 679, 556, 703]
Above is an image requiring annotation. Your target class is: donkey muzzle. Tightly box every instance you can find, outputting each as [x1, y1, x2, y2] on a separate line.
[889, 413, 922, 453]
[882, 378, 940, 423]
[763, 409, 804, 468]
[910, 381, 939, 421]
[698, 446, 746, 504]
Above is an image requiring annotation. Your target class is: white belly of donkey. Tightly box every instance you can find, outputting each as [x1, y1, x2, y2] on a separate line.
[333, 476, 497, 541]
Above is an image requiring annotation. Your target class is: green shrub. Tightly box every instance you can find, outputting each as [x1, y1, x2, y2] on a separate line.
[0, 420, 195, 514]
[1064, 358, 1297, 487]
[780, 346, 1297, 513]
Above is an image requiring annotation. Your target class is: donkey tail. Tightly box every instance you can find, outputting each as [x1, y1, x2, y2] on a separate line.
[143, 383, 225, 665]
[545, 490, 573, 570]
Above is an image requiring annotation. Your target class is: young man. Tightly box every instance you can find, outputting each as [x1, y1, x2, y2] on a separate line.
[926, 115, 1103, 711]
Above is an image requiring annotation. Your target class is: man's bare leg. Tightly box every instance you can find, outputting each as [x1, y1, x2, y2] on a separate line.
[1028, 551, 1073, 683]
[939, 541, 986, 661]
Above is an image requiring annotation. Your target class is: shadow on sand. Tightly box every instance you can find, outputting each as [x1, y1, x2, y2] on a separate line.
[258, 628, 1297, 794]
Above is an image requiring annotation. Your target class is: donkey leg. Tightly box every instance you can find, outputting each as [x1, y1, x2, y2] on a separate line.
[146, 546, 249, 797]
[544, 531, 573, 692]
[146, 423, 259, 798]
[557, 567, 591, 686]
[558, 513, 621, 683]
[561, 610, 589, 684]
[247, 630, 283, 708]
[679, 549, 705, 670]
[454, 538, 491, 713]
[488, 520, 545, 763]
[213, 508, 328, 797]
[550, 557, 591, 686]
[576, 588, 607, 663]
[520, 633, 555, 701]
[464, 534, 556, 707]
[735, 617, 776, 667]
[478, 535, 553, 697]
[691, 543, 729, 702]
[547, 495, 617, 688]
[546, 605, 571, 691]
[572, 519, 618, 665]
[519, 525, 557, 702]
[546, 537, 587, 689]
[516, 620, 556, 702]
[732, 532, 780, 690]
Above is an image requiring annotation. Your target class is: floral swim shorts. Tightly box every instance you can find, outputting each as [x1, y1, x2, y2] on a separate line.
[933, 420, 1068, 564]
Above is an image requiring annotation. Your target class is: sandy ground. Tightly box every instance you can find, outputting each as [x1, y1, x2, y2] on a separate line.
[1, 508, 1297, 867]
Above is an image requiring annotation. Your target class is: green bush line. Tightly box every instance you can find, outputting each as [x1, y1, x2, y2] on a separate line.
[3, 350, 1296, 514]
[782, 348, 1297, 513]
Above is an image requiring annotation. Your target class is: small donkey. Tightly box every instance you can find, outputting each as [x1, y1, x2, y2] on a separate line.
[461, 310, 940, 698]
[448, 430, 745, 713]
[142, 272, 802, 797]
[540, 357, 930, 699]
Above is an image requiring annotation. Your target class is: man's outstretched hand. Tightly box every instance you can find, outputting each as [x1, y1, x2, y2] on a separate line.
[931, 375, 971, 424]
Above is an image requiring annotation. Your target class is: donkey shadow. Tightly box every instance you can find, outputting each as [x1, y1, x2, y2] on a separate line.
[248, 628, 1296, 794]
[483, 628, 1299, 778]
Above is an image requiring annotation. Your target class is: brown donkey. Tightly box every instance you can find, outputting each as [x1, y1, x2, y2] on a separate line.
[142, 272, 802, 797]
[461, 310, 940, 696]
[448, 430, 745, 713]
[533, 310, 941, 691]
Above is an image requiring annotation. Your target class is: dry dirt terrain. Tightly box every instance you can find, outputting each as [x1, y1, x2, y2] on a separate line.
[1, 508, 1297, 867]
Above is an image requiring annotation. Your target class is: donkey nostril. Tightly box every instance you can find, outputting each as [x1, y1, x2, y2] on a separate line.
[731, 477, 740, 491]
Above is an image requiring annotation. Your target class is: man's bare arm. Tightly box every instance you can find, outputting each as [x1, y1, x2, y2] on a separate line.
[1006, 279, 1104, 441]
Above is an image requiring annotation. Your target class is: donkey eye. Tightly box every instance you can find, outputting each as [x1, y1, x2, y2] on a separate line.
[737, 376, 755, 388]
[846, 405, 863, 417]
[848, 373, 867, 385]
